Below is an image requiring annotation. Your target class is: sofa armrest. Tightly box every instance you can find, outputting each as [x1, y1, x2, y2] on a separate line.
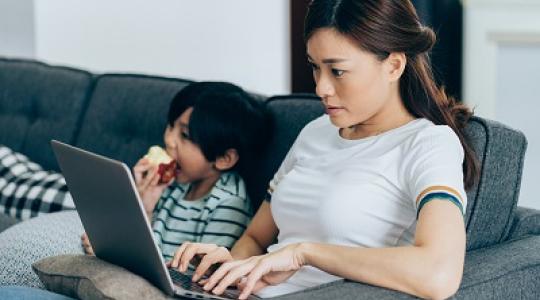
[506, 206, 540, 241]
[274, 235, 540, 300]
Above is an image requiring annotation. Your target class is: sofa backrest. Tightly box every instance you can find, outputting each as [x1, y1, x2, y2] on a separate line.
[251, 95, 528, 252]
[0, 58, 93, 171]
[463, 117, 527, 250]
[0, 57, 528, 251]
[73, 74, 192, 169]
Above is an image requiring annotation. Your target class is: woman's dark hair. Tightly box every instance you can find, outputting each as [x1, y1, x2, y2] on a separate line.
[304, 0, 479, 190]
[168, 81, 269, 175]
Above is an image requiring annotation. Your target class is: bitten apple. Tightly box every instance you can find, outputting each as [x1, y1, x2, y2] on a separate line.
[144, 146, 177, 184]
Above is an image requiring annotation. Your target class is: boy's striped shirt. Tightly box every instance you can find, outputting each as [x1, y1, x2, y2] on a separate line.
[151, 172, 252, 260]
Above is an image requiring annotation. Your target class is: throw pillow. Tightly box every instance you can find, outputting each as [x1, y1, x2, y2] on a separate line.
[0, 145, 75, 220]
[0, 210, 84, 287]
[32, 254, 170, 300]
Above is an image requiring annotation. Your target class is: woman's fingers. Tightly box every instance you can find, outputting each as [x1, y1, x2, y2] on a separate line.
[203, 260, 240, 292]
[238, 279, 268, 300]
[170, 242, 190, 269]
[211, 261, 254, 295]
[170, 243, 221, 273]
[203, 259, 255, 294]
[192, 247, 230, 282]
[238, 262, 270, 299]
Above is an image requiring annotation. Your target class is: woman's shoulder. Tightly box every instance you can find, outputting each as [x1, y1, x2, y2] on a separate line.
[403, 119, 463, 157]
[296, 114, 334, 140]
[410, 120, 461, 146]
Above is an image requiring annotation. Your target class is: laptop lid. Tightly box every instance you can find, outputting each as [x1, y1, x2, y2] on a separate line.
[51, 140, 176, 296]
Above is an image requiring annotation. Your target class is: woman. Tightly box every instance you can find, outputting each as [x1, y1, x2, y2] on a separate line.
[170, 0, 479, 299]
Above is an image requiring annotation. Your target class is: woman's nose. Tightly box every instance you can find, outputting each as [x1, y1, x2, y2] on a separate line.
[315, 74, 334, 98]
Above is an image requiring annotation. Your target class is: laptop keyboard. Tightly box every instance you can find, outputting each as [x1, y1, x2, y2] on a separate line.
[168, 268, 245, 299]
[168, 268, 207, 293]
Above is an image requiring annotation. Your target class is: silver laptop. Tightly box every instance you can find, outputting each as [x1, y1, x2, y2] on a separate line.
[51, 140, 258, 300]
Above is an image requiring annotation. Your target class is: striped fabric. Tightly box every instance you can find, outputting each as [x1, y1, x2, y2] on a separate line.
[416, 185, 465, 218]
[151, 171, 252, 260]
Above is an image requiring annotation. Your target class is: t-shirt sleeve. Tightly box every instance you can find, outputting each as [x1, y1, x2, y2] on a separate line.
[198, 196, 252, 249]
[265, 131, 305, 203]
[405, 126, 467, 218]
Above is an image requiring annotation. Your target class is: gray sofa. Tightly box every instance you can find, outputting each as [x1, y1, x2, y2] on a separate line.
[1, 57, 539, 299]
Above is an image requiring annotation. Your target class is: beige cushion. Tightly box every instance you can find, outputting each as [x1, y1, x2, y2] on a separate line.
[32, 254, 171, 300]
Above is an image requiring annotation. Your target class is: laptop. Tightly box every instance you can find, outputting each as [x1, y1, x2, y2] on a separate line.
[51, 140, 258, 300]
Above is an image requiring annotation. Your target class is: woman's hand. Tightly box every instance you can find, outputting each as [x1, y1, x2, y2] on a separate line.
[81, 232, 94, 255]
[168, 242, 234, 282]
[203, 243, 306, 299]
[133, 158, 171, 214]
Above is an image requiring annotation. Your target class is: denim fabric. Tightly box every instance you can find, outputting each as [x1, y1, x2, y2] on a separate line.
[0, 286, 75, 300]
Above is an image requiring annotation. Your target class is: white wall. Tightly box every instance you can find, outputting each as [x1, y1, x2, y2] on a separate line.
[0, 0, 35, 57]
[33, 0, 290, 95]
[463, 0, 540, 209]
[496, 45, 540, 210]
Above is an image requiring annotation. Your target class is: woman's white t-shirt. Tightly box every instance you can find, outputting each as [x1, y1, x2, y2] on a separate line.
[257, 115, 467, 298]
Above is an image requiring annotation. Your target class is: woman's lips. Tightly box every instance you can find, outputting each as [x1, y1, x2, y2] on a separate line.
[325, 106, 345, 116]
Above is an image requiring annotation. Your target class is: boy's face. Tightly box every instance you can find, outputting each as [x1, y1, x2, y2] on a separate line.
[163, 107, 216, 184]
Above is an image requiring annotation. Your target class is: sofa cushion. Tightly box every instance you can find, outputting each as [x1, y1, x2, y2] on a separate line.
[32, 255, 170, 300]
[457, 234, 540, 298]
[74, 74, 192, 169]
[0, 211, 84, 288]
[0, 58, 93, 171]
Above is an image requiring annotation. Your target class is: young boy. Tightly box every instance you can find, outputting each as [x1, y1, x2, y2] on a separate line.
[82, 82, 269, 260]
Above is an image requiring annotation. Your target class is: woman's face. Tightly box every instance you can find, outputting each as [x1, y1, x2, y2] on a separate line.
[163, 107, 215, 184]
[306, 28, 403, 132]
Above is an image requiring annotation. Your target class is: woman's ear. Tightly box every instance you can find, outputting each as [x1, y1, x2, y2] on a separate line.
[385, 52, 407, 82]
[214, 149, 239, 171]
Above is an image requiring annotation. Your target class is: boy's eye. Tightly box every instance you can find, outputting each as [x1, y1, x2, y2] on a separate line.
[331, 68, 345, 77]
[180, 132, 190, 140]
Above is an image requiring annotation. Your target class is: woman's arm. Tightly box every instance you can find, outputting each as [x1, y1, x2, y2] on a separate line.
[299, 199, 465, 300]
[206, 199, 465, 300]
[231, 201, 278, 260]
[170, 201, 278, 281]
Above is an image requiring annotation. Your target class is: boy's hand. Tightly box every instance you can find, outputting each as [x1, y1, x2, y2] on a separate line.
[133, 158, 172, 214]
[81, 232, 95, 255]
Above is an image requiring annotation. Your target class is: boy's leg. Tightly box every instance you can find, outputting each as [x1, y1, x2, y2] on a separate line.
[0, 286, 76, 300]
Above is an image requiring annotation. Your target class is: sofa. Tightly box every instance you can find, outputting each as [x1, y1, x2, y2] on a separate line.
[0, 57, 539, 299]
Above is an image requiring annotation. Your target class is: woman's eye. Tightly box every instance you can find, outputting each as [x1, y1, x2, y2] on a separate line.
[332, 69, 345, 77]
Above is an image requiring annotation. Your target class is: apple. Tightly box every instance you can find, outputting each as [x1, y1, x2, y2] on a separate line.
[144, 146, 177, 184]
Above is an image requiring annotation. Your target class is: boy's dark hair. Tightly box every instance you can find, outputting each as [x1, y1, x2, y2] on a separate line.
[167, 81, 269, 174]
